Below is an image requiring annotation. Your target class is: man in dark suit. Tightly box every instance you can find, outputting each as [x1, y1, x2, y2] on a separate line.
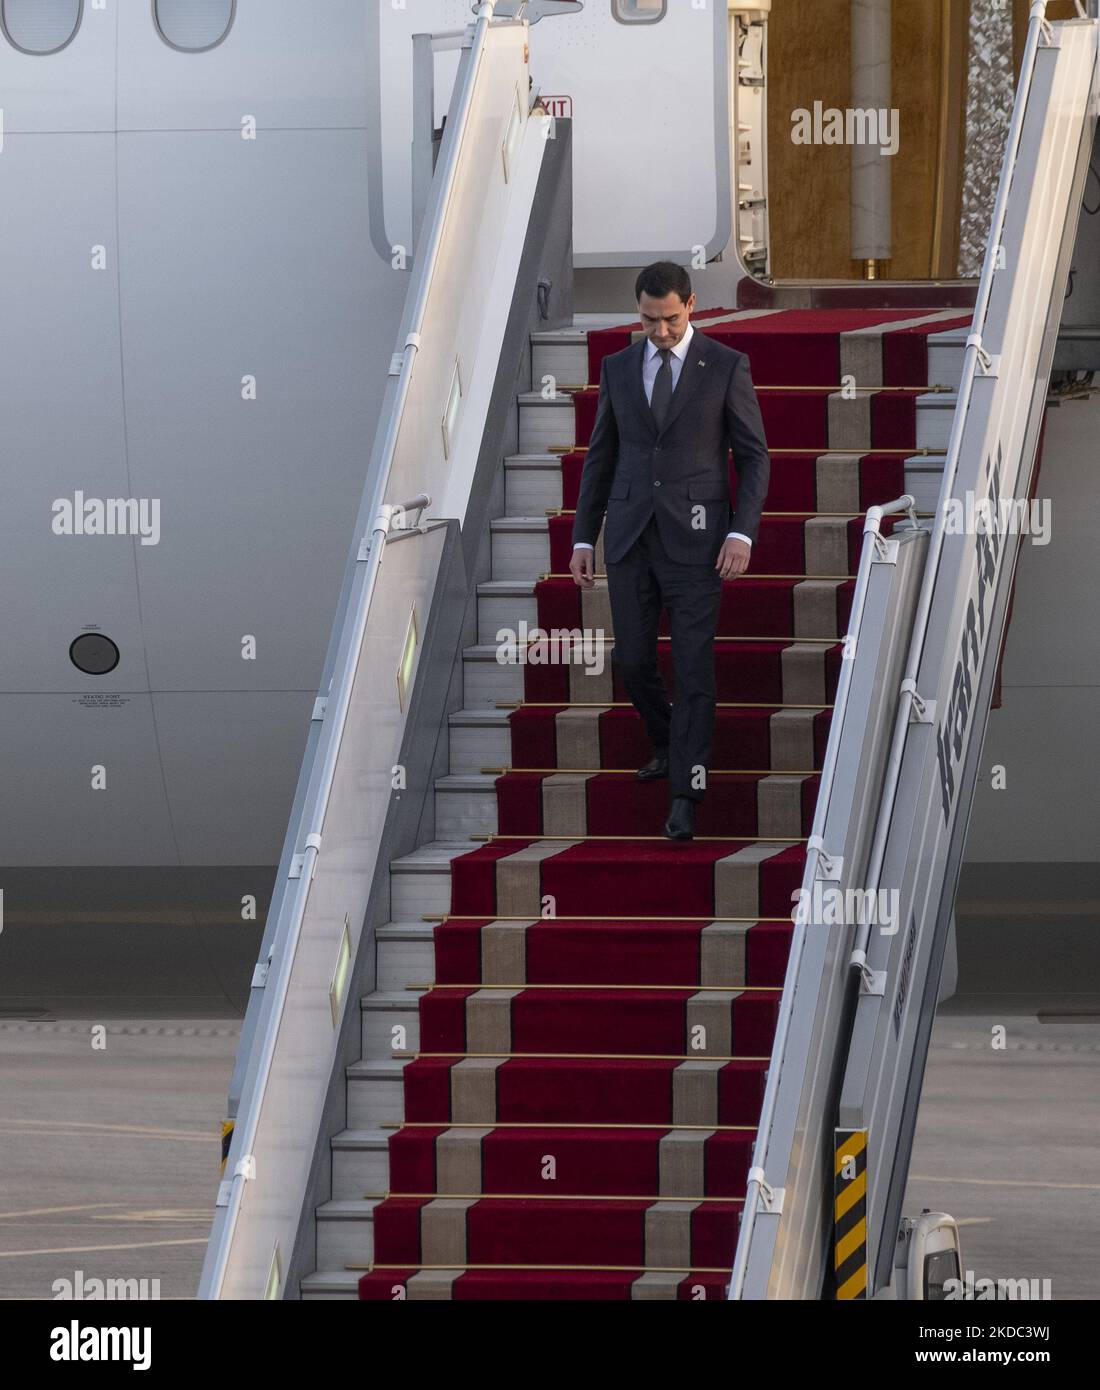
[569, 261, 770, 840]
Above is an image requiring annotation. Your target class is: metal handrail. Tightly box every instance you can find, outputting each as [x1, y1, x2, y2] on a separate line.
[202, 0, 501, 1300]
[728, 491, 918, 1300]
[849, 0, 1053, 979]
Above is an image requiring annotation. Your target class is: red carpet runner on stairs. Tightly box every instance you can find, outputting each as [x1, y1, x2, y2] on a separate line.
[359, 305, 971, 1300]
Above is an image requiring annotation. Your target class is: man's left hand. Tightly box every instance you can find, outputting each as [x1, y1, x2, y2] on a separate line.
[716, 537, 751, 580]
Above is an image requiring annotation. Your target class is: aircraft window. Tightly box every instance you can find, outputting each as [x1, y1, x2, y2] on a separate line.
[611, 0, 666, 23]
[70, 634, 120, 676]
[1, 0, 82, 55]
[154, 0, 235, 53]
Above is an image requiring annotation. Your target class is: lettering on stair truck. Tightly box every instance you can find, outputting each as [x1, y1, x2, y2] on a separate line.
[934, 443, 1003, 826]
[893, 915, 918, 1039]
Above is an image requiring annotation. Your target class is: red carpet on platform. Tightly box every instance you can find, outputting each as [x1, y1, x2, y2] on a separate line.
[359, 302, 968, 1301]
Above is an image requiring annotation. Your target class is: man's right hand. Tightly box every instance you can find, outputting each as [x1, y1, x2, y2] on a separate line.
[569, 546, 595, 588]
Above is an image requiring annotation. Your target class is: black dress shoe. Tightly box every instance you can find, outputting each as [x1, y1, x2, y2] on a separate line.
[635, 749, 669, 782]
[664, 796, 696, 841]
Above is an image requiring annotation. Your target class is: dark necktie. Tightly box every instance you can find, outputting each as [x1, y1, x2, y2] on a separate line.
[650, 347, 673, 432]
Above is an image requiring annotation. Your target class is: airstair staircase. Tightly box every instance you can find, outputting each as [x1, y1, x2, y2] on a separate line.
[334, 306, 973, 1301]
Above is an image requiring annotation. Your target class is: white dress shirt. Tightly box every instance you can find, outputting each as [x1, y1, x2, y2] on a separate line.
[574, 320, 752, 552]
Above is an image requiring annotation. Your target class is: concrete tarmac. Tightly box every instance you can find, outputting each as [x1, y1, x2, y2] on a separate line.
[0, 1013, 1095, 1300]
[906, 1014, 1100, 1302]
[0, 1020, 237, 1302]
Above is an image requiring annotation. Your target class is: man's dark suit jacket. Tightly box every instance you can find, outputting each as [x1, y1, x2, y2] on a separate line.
[571, 328, 771, 567]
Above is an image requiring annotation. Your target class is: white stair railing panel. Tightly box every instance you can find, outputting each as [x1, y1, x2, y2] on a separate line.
[199, 6, 553, 1300]
[838, 8, 1098, 1297]
[729, 509, 929, 1300]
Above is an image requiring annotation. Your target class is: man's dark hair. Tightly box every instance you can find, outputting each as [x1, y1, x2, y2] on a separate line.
[635, 260, 692, 305]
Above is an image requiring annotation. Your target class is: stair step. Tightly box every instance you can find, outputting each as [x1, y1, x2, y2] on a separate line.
[369, 1194, 740, 1269]
[528, 316, 629, 395]
[433, 772, 499, 837]
[503, 455, 564, 517]
[477, 577, 538, 645]
[914, 391, 958, 451]
[360, 1267, 729, 1300]
[331, 1127, 392, 1202]
[388, 841, 472, 919]
[301, 1269, 363, 1301]
[462, 642, 525, 707]
[926, 326, 970, 391]
[417, 984, 780, 1056]
[530, 335, 588, 391]
[490, 515, 551, 580]
[315, 1198, 378, 1270]
[505, 454, 566, 514]
[361, 990, 425, 1057]
[385, 1123, 754, 1197]
[447, 707, 513, 773]
[529, 328, 589, 342]
[508, 451, 950, 519]
[346, 1058, 411, 1128]
[376, 922, 435, 990]
[518, 392, 577, 452]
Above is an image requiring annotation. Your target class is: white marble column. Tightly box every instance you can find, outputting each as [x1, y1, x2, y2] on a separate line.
[850, 0, 892, 264]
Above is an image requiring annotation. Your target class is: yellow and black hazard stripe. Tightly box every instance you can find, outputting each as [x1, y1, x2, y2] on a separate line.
[834, 1128, 868, 1299]
[220, 1119, 234, 1174]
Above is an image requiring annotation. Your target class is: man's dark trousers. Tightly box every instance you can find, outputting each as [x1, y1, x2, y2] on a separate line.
[606, 512, 722, 804]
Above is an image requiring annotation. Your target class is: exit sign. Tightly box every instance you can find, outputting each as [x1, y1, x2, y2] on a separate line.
[540, 95, 573, 118]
